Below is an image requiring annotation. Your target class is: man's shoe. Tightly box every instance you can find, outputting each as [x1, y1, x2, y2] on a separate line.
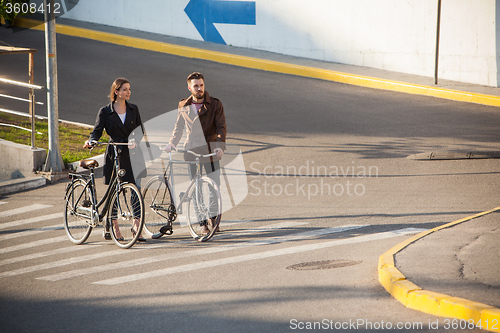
[200, 224, 210, 235]
[103, 231, 112, 240]
[208, 217, 220, 232]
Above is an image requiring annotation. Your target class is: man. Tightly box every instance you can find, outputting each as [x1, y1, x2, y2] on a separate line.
[164, 72, 227, 232]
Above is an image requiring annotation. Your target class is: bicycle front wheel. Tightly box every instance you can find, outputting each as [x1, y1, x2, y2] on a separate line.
[142, 176, 176, 237]
[186, 176, 222, 242]
[108, 183, 145, 249]
[64, 179, 93, 245]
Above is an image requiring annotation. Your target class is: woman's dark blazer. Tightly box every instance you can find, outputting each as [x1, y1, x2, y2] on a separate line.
[89, 101, 147, 185]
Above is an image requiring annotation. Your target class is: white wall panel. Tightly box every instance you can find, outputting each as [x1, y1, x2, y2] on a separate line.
[62, 0, 500, 87]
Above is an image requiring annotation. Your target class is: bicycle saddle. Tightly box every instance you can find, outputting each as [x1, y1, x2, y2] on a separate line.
[79, 159, 99, 169]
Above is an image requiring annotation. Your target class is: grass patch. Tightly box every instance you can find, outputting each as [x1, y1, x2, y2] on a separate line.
[0, 111, 108, 165]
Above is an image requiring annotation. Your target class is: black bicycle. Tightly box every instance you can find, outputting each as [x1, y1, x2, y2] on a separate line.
[63, 141, 145, 249]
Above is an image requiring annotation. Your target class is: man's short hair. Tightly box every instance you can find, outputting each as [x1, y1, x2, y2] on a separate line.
[187, 72, 204, 82]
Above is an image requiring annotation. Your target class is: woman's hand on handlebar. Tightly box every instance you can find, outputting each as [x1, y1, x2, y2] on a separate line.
[83, 140, 94, 149]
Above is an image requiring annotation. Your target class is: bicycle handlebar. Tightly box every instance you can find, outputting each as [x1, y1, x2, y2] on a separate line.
[159, 145, 217, 158]
[89, 140, 134, 147]
[87, 140, 135, 153]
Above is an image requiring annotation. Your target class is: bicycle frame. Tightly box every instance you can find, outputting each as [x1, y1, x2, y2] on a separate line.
[142, 146, 222, 241]
[66, 143, 128, 226]
[163, 148, 216, 214]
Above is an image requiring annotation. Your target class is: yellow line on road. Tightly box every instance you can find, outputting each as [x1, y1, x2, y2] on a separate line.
[15, 18, 500, 107]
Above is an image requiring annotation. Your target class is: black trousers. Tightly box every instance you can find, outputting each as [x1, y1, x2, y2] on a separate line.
[188, 160, 221, 186]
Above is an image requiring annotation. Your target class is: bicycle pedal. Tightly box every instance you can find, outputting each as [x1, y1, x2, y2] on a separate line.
[159, 225, 173, 235]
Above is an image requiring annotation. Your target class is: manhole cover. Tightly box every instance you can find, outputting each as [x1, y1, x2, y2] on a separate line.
[286, 260, 361, 271]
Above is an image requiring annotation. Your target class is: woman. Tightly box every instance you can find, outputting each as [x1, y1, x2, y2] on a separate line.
[84, 78, 147, 241]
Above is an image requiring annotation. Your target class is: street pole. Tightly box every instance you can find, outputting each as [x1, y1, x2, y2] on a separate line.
[44, 0, 63, 172]
[434, 0, 442, 85]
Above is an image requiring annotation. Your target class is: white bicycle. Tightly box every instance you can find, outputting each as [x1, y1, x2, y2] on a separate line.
[142, 148, 222, 242]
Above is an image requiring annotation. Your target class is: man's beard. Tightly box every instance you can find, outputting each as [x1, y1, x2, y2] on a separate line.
[193, 91, 204, 99]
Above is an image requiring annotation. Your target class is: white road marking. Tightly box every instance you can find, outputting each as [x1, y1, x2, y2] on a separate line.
[0, 213, 63, 230]
[0, 248, 128, 278]
[0, 224, 63, 242]
[94, 228, 427, 285]
[38, 225, 365, 281]
[0, 245, 102, 266]
[0, 235, 68, 254]
[0, 222, 308, 278]
[0, 204, 53, 218]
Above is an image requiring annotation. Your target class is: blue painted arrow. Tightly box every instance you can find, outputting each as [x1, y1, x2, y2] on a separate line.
[185, 0, 256, 45]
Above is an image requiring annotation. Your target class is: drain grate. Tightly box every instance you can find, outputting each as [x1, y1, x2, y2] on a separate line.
[286, 260, 361, 271]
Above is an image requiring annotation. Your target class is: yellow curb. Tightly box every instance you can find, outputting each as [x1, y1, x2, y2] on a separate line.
[378, 207, 500, 332]
[15, 18, 500, 108]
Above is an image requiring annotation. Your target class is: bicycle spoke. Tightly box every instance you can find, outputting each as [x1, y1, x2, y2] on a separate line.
[142, 177, 176, 237]
[108, 183, 144, 249]
[186, 177, 221, 242]
[64, 179, 93, 244]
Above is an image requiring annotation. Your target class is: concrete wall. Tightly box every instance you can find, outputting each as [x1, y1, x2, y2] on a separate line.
[62, 0, 500, 87]
[0, 139, 46, 180]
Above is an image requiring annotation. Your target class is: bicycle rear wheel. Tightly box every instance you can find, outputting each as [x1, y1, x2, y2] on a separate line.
[108, 183, 145, 249]
[64, 179, 93, 244]
[186, 176, 222, 242]
[142, 176, 176, 238]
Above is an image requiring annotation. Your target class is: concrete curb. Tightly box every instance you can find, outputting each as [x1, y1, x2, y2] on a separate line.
[378, 207, 500, 332]
[15, 18, 500, 108]
[0, 177, 47, 196]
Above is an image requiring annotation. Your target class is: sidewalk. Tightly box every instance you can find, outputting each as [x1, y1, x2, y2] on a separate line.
[5, 17, 500, 327]
[379, 208, 500, 332]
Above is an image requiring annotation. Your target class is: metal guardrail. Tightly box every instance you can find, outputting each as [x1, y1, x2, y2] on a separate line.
[0, 77, 44, 149]
[0, 77, 44, 90]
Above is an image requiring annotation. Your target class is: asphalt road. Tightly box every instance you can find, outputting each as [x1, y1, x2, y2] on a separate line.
[1, 25, 500, 332]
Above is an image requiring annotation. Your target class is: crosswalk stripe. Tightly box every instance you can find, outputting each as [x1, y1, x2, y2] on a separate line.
[94, 228, 427, 285]
[0, 213, 63, 230]
[0, 204, 53, 218]
[0, 235, 68, 254]
[0, 248, 127, 278]
[0, 245, 103, 266]
[0, 224, 63, 242]
[38, 225, 365, 281]
[1, 222, 308, 279]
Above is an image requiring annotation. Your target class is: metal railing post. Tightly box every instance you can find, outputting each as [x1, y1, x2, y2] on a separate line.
[29, 51, 36, 148]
